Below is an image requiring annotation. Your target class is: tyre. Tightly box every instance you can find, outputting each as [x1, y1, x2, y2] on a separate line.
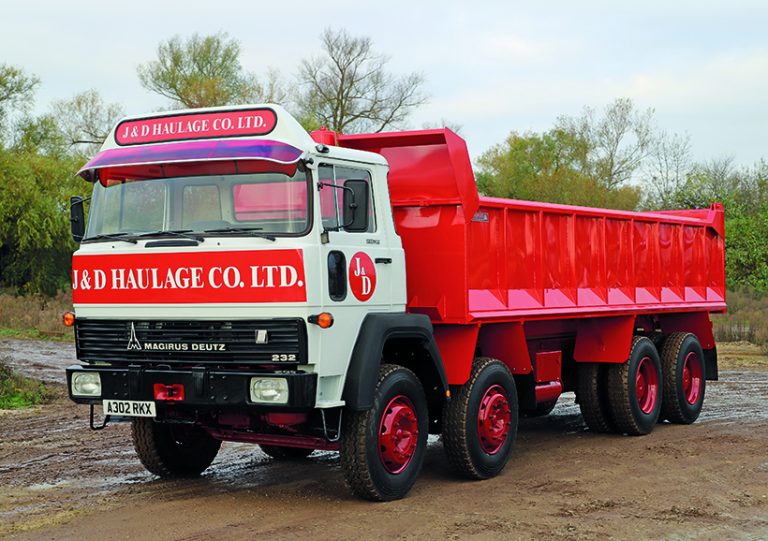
[340, 364, 428, 501]
[131, 419, 221, 477]
[577, 363, 616, 433]
[606, 336, 663, 435]
[260, 445, 314, 460]
[660, 332, 706, 424]
[522, 398, 557, 418]
[442, 357, 519, 480]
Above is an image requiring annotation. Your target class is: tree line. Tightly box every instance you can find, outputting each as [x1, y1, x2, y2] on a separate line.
[0, 30, 765, 296]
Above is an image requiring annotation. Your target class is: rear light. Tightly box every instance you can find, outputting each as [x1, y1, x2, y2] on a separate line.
[154, 383, 185, 401]
[62, 311, 75, 327]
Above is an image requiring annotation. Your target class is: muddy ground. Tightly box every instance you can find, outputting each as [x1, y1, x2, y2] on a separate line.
[1, 339, 767, 540]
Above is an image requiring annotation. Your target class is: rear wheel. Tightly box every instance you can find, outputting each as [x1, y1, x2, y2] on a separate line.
[660, 332, 706, 424]
[443, 357, 518, 480]
[260, 445, 314, 460]
[340, 364, 428, 501]
[131, 419, 221, 477]
[606, 336, 663, 435]
[577, 363, 616, 433]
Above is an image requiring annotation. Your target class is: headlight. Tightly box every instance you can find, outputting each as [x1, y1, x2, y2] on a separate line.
[71, 372, 102, 397]
[249, 377, 289, 404]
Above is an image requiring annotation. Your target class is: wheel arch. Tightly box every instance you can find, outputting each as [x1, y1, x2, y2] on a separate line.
[342, 313, 448, 412]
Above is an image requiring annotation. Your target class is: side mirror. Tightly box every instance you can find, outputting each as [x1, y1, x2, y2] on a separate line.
[70, 196, 85, 242]
[343, 179, 369, 232]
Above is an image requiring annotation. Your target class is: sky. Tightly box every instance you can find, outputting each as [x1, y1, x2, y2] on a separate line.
[3, 0, 767, 166]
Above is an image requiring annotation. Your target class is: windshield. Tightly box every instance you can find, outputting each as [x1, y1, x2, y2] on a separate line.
[84, 167, 311, 241]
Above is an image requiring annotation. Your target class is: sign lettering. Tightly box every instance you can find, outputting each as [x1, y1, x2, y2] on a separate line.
[115, 109, 278, 145]
[72, 250, 306, 304]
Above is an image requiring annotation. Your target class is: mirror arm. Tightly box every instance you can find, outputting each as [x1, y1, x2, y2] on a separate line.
[318, 182, 357, 229]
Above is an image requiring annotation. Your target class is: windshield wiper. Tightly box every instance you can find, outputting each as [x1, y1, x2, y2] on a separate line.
[81, 233, 138, 244]
[202, 226, 276, 241]
[136, 229, 204, 242]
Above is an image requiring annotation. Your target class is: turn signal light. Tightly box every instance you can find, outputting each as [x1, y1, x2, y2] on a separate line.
[308, 312, 334, 329]
[62, 311, 75, 327]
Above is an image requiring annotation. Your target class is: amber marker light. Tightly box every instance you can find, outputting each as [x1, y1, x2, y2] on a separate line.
[308, 312, 334, 329]
[62, 311, 76, 327]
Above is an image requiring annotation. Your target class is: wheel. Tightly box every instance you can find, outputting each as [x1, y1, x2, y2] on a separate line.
[606, 336, 663, 435]
[660, 332, 706, 424]
[577, 363, 616, 433]
[442, 357, 518, 480]
[522, 398, 557, 418]
[260, 445, 314, 460]
[131, 419, 221, 477]
[340, 364, 428, 501]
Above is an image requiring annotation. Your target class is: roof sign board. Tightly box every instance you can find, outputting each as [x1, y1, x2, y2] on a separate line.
[115, 108, 278, 146]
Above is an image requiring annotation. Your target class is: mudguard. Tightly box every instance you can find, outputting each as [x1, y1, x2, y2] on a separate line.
[342, 312, 448, 411]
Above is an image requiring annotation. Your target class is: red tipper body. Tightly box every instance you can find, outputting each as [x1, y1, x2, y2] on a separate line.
[336, 129, 726, 385]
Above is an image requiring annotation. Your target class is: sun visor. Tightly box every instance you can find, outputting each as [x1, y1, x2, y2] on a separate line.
[77, 139, 305, 182]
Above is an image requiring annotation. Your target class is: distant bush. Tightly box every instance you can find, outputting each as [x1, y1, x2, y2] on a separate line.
[0, 148, 86, 296]
[712, 287, 768, 353]
[0, 289, 73, 339]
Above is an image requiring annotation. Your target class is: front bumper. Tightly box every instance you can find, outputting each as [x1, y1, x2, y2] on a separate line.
[66, 365, 317, 410]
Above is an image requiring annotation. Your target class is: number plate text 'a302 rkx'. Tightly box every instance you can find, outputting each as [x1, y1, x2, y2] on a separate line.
[102, 400, 156, 417]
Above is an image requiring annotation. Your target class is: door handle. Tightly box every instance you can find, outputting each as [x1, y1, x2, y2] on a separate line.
[375, 257, 392, 264]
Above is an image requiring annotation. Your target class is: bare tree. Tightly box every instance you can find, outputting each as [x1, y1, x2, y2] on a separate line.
[296, 28, 427, 133]
[52, 90, 124, 153]
[137, 32, 283, 109]
[557, 98, 655, 188]
[421, 119, 463, 134]
[643, 131, 692, 208]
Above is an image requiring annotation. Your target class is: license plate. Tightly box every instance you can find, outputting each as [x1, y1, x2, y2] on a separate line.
[102, 399, 156, 417]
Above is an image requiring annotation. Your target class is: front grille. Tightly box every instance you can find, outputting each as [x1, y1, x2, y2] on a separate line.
[75, 319, 307, 365]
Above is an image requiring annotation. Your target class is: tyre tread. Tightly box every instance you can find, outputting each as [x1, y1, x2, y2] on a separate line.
[443, 357, 516, 480]
[577, 363, 615, 433]
[340, 364, 420, 501]
[660, 332, 704, 424]
[606, 336, 659, 435]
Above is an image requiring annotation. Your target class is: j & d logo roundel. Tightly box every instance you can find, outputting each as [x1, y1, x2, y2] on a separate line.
[349, 252, 376, 302]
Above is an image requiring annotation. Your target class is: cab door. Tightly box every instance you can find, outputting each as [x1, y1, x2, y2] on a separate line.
[318, 162, 394, 311]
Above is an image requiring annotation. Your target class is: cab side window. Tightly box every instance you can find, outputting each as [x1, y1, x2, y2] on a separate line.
[318, 164, 375, 233]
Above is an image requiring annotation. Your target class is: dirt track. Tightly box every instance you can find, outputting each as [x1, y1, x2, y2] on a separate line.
[1, 338, 767, 540]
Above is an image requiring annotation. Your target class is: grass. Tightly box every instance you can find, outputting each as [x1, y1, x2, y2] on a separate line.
[0, 290, 73, 341]
[0, 357, 49, 409]
[716, 342, 768, 369]
[712, 287, 768, 354]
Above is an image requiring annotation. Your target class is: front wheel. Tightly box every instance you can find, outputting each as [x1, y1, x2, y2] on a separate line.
[442, 357, 519, 480]
[131, 419, 221, 477]
[340, 364, 428, 501]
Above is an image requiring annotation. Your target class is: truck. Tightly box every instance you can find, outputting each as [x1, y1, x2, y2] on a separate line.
[66, 105, 726, 501]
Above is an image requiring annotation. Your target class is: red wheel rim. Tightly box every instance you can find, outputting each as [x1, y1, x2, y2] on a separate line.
[477, 384, 511, 454]
[682, 351, 703, 405]
[635, 356, 659, 414]
[378, 395, 419, 474]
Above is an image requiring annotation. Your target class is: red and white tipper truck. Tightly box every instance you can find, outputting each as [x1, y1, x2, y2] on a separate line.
[66, 105, 726, 500]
